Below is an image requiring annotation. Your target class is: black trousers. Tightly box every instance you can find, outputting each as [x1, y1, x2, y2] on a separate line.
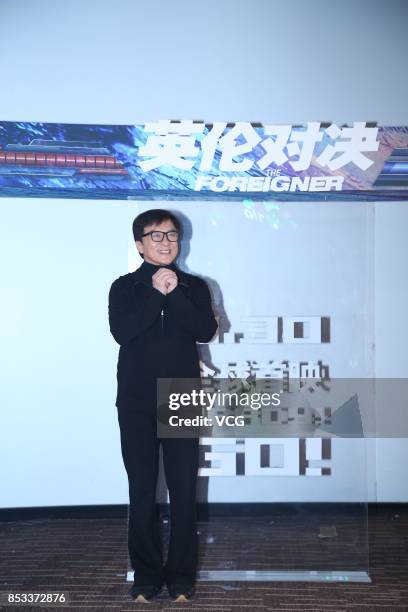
[117, 402, 199, 587]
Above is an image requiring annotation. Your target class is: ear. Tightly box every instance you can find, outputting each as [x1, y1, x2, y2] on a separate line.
[135, 240, 143, 255]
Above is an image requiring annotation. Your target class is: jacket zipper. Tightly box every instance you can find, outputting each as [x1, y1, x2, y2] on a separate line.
[161, 309, 164, 332]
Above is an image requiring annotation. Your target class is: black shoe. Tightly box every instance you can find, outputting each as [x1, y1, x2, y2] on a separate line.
[167, 583, 195, 601]
[129, 583, 163, 602]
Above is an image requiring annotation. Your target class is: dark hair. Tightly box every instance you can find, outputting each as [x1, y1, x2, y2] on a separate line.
[132, 209, 182, 258]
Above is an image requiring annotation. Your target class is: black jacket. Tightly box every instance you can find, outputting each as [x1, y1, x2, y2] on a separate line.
[108, 261, 218, 407]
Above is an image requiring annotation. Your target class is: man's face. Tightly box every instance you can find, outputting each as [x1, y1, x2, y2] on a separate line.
[136, 219, 179, 266]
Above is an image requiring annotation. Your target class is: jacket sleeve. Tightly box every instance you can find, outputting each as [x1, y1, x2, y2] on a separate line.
[108, 277, 166, 346]
[165, 277, 218, 342]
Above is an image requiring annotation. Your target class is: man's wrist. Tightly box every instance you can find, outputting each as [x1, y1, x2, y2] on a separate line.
[151, 286, 168, 299]
[166, 285, 181, 297]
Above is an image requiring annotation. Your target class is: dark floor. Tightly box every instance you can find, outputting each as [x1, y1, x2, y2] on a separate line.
[0, 505, 407, 611]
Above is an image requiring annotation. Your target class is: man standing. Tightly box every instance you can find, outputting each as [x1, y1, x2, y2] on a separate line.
[108, 209, 217, 602]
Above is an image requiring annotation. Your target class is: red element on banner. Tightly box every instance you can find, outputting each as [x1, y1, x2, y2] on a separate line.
[0, 148, 127, 175]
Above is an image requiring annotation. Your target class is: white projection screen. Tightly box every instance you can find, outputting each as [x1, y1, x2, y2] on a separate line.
[126, 199, 374, 582]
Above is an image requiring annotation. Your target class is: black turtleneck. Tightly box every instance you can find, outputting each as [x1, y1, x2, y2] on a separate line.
[138, 259, 177, 279]
[109, 261, 218, 405]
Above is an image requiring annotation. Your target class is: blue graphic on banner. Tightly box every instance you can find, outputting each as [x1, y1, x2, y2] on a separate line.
[0, 120, 407, 201]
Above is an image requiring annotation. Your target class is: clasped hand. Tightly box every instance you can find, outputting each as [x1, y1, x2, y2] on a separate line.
[152, 268, 178, 295]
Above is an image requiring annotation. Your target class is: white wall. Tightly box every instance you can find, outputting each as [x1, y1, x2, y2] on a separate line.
[374, 203, 408, 500]
[0, 198, 132, 506]
[0, 0, 407, 506]
[0, 0, 407, 125]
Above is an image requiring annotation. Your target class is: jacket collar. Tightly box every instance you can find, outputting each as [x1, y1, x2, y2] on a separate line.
[132, 260, 189, 287]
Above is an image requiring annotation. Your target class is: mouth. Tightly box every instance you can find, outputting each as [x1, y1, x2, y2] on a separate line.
[158, 249, 171, 255]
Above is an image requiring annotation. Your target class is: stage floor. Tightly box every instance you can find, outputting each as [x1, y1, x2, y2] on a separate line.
[0, 505, 407, 610]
